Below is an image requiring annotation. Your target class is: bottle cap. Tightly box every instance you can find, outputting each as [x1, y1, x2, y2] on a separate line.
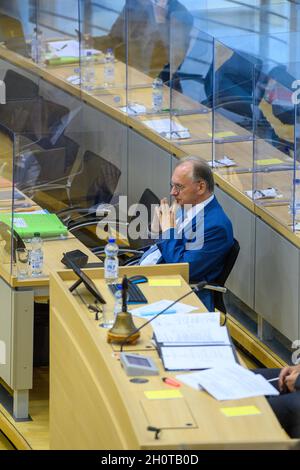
[108, 237, 116, 243]
[34, 232, 40, 237]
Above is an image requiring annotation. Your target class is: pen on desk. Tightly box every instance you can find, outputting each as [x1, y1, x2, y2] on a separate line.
[139, 309, 176, 317]
[268, 377, 279, 382]
[58, 44, 68, 51]
[162, 377, 181, 387]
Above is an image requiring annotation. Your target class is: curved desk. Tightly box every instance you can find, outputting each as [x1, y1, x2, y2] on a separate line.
[50, 264, 290, 449]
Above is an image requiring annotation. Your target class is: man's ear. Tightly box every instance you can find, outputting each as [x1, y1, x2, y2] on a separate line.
[198, 179, 207, 195]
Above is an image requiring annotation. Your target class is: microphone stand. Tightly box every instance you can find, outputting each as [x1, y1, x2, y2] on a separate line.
[120, 281, 226, 352]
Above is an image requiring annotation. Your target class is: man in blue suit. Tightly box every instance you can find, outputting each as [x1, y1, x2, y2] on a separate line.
[140, 156, 234, 310]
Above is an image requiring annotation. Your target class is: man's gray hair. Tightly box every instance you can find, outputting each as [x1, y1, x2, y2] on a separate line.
[178, 156, 214, 193]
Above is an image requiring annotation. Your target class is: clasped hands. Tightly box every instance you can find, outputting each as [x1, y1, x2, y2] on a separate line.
[151, 198, 178, 234]
[278, 364, 300, 393]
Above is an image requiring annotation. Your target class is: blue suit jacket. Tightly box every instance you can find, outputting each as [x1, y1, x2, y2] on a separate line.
[155, 197, 234, 310]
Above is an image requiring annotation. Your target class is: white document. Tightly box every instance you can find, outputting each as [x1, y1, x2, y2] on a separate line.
[175, 372, 204, 391]
[152, 312, 230, 345]
[189, 364, 279, 400]
[130, 300, 199, 319]
[208, 156, 237, 168]
[144, 118, 190, 140]
[161, 345, 236, 370]
[119, 103, 146, 115]
[48, 40, 101, 58]
[245, 188, 280, 200]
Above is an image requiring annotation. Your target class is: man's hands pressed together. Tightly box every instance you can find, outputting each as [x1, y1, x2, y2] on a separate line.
[279, 364, 300, 392]
[151, 198, 179, 234]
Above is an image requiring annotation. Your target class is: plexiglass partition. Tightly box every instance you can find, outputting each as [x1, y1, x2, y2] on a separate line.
[2, 0, 300, 248]
[253, 57, 300, 233]
[0, 122, 14, 275]
[212, 31, 300, 234]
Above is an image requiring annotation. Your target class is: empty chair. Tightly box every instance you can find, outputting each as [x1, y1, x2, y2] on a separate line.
[0, 69, 70, 141]
[128, 187, 160, 250]
[87, 188, 161, 263]
[15, 135, 80, 199]
[62, 151, 122, 249]
[0, 13, 29, 57]
[4, 68, 39, 101]
[68, 150, 121, 210]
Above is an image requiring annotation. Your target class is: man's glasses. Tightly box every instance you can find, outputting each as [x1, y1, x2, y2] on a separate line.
[170, 182, 185, 192]
[170, 180, 201, 192]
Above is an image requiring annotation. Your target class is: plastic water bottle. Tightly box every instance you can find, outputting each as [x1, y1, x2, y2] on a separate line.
[31, 29, 45, 66]
[104, 48, 115, 87]
[152, 77, 163, 112]
[30, 232, 44, 277]
[114, 285, 123, 319]
[104, 238, 119, 284]
[82, 51, 95, 91]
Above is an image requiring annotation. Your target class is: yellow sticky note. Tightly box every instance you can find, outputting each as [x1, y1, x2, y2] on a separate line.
[144, 390, 183, 400]
[256, 158, 283, 166]
[149, 278, 182, 287]
[208, 131, 237, 138]
[221, 406, 261, 417]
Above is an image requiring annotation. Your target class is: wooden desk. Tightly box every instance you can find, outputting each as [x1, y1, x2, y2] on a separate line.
[0, 203, 101, 419]
[49, 264, 290, 449]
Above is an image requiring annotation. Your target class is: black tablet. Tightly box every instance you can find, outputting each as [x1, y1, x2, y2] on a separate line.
[66, 256, 106, 304]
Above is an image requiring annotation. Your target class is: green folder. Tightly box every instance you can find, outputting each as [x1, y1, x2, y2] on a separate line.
[0, 213, 68, 239]
[46, 56, 79, 66]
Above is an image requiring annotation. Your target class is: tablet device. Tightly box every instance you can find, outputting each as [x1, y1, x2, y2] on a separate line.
[66, 256, 106, 305]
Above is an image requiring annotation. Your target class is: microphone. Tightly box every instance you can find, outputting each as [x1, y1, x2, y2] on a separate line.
[120, 281, 226, 351]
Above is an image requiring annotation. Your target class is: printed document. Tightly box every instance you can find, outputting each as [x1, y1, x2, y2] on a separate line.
[144, 118, 190, 139]
[179, 364, 279, 400]
[160, 345, 236, 370]
[130, 300, 199, 319]
[152, 312, 230, 345]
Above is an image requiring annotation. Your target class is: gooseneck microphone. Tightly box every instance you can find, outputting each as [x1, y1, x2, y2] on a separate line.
[120, 281, 226, 351]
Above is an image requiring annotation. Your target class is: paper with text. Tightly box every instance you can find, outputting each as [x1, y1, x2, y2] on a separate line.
[188, 364, 279, 400]
[161, 345, 236, 370]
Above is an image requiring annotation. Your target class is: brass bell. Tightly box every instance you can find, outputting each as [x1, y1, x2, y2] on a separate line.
[107, 274, 140, 344]
[107, 310, 140, 344]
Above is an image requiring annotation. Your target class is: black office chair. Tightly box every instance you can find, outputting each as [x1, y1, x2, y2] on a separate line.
[57, 150, 122, 248]
[0, 13, 29, 57]
[82, 187, 160, 264]
[212, 238, 240, 322]
[15, 135, 80, 205]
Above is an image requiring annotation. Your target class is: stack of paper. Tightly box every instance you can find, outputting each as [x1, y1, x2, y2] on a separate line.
[47, 40, 101, 58]
[151, 312, 237, 371]
[144, 118, 190, 140]
[208, 156, 237, 168]
[176, 364, 279, 400]
[152, 312, 230, 345]
[161, 345, 236, 371]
